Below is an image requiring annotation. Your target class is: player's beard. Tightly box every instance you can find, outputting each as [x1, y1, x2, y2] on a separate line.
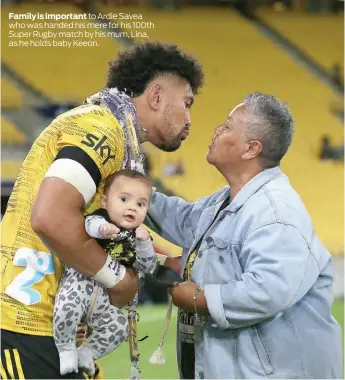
[155, 105, 185, 152]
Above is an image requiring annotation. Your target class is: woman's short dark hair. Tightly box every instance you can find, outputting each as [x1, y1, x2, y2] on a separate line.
[106, 41, 204, 96]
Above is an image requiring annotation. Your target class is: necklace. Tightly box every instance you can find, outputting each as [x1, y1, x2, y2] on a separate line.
[135, 124, 148, 143]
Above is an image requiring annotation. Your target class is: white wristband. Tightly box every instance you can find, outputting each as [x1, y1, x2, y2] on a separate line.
[91, 255, 126, 288]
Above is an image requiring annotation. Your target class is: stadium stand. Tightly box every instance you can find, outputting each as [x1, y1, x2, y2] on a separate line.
[255, 8, 344, 71]
[1, 160, 22, 183]
[1, 116, 26, 144]
[1, 78, 26, 145]
[1, 78, 23, 108]
[2, 3, 123, 103]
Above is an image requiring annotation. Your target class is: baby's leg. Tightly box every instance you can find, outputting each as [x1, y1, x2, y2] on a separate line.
[54, 268, 89, 375]
[78, 285, 129, 376]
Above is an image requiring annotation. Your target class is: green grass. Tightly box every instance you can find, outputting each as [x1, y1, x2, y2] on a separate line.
[99, 300, 344, 379]
[333, 299, 344, 332]
[99, 305, 179, 379]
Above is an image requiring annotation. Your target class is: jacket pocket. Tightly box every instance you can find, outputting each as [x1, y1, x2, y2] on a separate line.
[205, 236, 237, 284]
[249, 327, 275, 376]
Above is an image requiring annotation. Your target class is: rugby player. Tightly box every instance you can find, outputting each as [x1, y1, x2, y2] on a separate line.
[0, 41, 203, 379]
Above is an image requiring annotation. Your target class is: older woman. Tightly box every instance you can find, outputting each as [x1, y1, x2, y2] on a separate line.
[146, 92, 342, 379]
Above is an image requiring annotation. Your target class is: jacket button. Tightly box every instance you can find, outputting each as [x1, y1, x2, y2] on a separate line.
[219, 255, 224, 263]
[199, 371, 204, 379]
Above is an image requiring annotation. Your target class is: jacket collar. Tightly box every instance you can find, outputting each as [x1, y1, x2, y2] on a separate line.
[214, 166, 283, 213]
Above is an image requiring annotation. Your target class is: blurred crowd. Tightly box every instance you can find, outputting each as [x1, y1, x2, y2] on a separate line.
[319, 135, 344, 162]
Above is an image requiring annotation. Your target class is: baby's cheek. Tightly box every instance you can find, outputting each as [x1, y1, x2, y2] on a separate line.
[137, 212, 147, 225]
[108, 204, 122, 223]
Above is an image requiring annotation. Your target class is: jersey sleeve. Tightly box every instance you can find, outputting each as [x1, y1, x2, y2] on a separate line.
[57, 105, 125, 184]
[45, 105, 126, 204]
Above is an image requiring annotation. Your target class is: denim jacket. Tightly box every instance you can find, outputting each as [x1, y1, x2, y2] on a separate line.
[146, 167, 342, 379]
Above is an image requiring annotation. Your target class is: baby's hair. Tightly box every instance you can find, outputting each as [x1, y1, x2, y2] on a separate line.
[104, 169, 152, 196]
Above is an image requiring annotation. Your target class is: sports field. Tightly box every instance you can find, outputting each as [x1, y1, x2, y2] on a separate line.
[98, 299, 344, 379]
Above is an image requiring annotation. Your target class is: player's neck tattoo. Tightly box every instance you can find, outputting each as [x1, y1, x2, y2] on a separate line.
[135, 124, 148, 143]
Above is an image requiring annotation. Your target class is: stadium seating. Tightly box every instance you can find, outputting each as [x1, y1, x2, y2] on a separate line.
[1, 78, 26, 191]
[1, 78, 23, 108]
[1, 160, 22, 183]
[2, 3, 123, 103]
[1, 116, 26, 144]
[1, 78, 26, 147]
[255, 8, 344, 71]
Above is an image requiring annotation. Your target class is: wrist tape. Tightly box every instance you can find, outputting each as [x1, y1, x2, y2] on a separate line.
[91, 255, 126, 288]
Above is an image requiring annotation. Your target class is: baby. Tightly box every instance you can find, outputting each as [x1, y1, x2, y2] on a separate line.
[53, 170, 158, 377]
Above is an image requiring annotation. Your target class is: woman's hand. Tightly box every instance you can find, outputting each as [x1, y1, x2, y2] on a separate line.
[169, 281, 208, 312]
[108, 268, 140, 308]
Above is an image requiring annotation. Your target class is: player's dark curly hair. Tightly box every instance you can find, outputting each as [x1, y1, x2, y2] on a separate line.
[106, 41, 204, 96]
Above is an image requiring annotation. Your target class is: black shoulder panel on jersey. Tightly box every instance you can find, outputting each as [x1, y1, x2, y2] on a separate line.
[55, 146, 102, 188]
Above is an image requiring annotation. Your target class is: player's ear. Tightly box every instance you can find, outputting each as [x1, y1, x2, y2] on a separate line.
[100, 195, 107, 208]
[147, 82, 162, 111]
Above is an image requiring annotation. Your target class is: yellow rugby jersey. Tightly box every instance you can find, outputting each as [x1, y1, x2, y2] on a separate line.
[1, 104, 127, 336]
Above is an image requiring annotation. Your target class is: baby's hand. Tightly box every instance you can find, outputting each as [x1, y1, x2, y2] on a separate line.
[135, 226, 150, 241]
[99, 223, 120, 239]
